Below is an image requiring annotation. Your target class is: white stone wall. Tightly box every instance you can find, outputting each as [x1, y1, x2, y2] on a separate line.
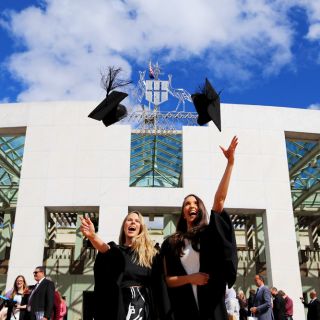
[1, 101, 320, 319]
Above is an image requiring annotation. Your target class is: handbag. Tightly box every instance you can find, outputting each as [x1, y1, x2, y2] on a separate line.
[228, 315, 237, 320]
[248, 313, 258, 320]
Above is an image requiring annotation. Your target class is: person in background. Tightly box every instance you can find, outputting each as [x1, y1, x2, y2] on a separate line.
[300, 290, 320, 320]
[51, 290, 66, 320]
[61, 297, 67, 320]
[237, 289, 248, 320]
[225, 287, 240, 320]
[270, 287, 286, 320]
[0, 275, 29, 320]
[26, 266, 55, 320]
[278, 290, 293, 320]
[249, 274, 273, 320]
[247, 289, 256, 313]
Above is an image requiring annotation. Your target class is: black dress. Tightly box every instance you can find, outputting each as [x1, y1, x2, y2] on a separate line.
[93, 242, 171, 320]
[161, 210, 237, 320]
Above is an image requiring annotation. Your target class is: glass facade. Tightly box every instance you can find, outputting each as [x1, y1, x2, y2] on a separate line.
[0, 135, 25, 207]
[286, 138, 320, 210]
[130, 133, 182, 187]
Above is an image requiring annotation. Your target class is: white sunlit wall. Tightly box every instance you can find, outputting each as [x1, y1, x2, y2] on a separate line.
[0, 101, 319, 319]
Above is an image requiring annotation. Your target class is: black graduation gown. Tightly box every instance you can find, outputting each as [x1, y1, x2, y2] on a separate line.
[93, 242, 172, 320]
[161, 210, 237, 320]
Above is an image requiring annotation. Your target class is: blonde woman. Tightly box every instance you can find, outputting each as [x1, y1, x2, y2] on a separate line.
[80, 211, 169, 320]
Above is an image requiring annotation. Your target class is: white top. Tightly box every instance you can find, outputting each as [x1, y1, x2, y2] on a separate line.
[180, 239, 200, 307]
[11, 293, 22, 320]
[225, 286, 240, 320]
[225, 298, 240, 320]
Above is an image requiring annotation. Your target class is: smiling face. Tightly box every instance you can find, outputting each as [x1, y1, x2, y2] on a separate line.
[176, 194, 208, 233]
[123, 212, 141, 245]
[16, 277, 24, 289]
[15, 276, 26, 292]
[183, 195, 199, 230]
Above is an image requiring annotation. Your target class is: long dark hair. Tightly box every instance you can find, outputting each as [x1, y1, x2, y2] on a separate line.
[170, 194, 209, 256]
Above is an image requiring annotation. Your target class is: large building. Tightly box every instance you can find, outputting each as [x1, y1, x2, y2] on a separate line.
[0, 101, 319, 319]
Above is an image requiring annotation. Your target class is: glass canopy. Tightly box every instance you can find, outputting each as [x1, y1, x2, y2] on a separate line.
[130, 133, 182, 187]
[286, 137, 320, 212]
[0, 135, 25, 208]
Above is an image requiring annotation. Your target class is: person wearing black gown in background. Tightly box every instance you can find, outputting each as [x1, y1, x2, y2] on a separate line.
[80, 211, 170, 320]
[161, 136, 238, 320]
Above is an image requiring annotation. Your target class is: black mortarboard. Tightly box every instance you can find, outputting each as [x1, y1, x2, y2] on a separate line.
[191, 78, 221, 131]
[88, 90, 128, 127]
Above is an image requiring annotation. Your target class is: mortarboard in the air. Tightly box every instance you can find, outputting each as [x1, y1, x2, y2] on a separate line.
[88, 90, 128, 127]
[191, 78, 221, 131]
[88, 66, 131, 127]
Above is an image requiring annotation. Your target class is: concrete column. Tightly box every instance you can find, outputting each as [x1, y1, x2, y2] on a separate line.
[264, 208, 305, 319]
[7, 206, 47, 289]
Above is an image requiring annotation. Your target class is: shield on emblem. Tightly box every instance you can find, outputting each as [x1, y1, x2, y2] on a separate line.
[145, 80, 168, 105]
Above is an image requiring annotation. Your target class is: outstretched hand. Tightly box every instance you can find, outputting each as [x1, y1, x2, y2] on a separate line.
[80, 216, 95, 239]
[219, 136, 238, 164]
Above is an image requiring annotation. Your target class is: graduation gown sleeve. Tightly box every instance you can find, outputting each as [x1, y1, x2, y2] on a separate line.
[93, 242, 126, 320]
[197, 210, 237, 319]
[200, 210, 237, 287]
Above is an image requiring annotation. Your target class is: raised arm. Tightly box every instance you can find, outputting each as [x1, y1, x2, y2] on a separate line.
[212, 136, 238, 213]
[80, 216, 110, 253]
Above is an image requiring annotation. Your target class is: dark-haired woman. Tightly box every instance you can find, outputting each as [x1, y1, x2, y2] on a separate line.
[161, 136, 238, 320]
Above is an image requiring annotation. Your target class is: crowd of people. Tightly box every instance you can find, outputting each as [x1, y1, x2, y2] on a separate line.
[0, 268, 67, 320]
[224, 275, 320, 320]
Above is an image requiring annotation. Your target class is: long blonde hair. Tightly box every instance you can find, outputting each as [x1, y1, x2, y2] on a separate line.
[118, 211, 157, 268]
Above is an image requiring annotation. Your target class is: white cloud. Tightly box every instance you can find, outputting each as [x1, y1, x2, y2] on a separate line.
[306, 23, 320, 40]
[308, 103, 320, 110]
[1, 0, 319, 101]
[290, 0, 320, 41]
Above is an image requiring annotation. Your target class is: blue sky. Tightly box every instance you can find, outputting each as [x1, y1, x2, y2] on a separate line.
[0, 0, 320, 111]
